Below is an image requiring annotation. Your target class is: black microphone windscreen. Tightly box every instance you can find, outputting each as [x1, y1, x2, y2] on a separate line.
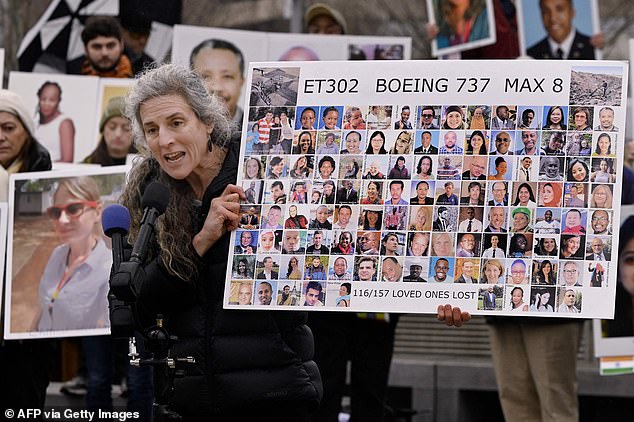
[102, 204, 131, 237]
[141, 182, 170, 215]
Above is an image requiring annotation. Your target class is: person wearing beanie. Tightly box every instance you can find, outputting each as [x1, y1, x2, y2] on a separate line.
[442, 105, 466, 129]
[304, 3, 347, 34]
[0, 89, 52, 175]
[0, 88, 53, 417]
[83, 96, 136, 166]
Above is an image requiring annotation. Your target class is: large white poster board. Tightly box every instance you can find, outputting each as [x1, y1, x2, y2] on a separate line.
[223, 59, 628, 318]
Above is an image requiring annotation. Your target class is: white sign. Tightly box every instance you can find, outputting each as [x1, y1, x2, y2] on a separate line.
[223, 59, 628, 319]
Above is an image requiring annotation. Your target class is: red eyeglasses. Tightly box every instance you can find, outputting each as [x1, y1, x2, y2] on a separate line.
[46, 201, 99, 220]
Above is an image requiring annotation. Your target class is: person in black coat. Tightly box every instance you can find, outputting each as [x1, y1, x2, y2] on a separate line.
[120, 65, 321, 420]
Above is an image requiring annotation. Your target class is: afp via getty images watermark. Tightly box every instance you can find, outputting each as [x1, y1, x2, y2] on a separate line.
[4, 408, 140, 421]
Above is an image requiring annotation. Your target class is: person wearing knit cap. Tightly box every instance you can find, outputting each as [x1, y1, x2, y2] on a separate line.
[0, 88, 52, 418]
[442, 105, 466, 129]
[0, 89, 52, 175]
[83, 96, 136, 166]
[304, 3, 347, 34]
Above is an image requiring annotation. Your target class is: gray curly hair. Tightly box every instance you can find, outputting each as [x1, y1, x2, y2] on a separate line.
[125, 63, 233, 151]
[120, 64, 234, 281]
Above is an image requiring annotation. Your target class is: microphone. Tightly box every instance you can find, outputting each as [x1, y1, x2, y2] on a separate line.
[102, 204, 131, 273]
[130, 182, 170, 264]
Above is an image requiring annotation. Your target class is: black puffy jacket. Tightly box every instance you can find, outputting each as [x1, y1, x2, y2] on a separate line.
[135, 136, 322, 419]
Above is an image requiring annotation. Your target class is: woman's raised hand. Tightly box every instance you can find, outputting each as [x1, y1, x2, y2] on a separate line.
[193, 184, 245, 256]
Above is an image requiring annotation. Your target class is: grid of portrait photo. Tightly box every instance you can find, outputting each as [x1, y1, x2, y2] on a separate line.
[226, 65, 622, 316]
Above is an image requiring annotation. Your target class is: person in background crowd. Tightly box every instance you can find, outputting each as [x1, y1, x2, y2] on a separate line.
[34, 81, 75, 162]
[301, 5, 470, 421]
[304, 3, 347, 34]
[67, 16, 133, 77]
[427, 2, 594, 419]
[0, 89, 53, 417]
[120, 13, 155, 75]
[190, 38, 245, 125]
[83, 96, 137, 165]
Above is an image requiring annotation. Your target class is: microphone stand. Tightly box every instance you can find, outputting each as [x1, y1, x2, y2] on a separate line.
[127, 315, 194, 422]
[110, 252, 194, 422]
[105, 186, 191, 422]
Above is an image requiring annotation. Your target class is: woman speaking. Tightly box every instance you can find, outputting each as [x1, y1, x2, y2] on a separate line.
[119, 65, 321, 420]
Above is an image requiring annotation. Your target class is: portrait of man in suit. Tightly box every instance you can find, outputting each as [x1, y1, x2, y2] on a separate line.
[240, 206, 259, 229]
[483, 286, 497, 310]
[526, 0, 596, 60]
[462, 156, 487, 180]
[488, 182, 508, 206]
[235, 230, 257, 254]
[414, 130, 438, 154]
[336, 179, 359, 203]
[585, 237, 610, 261]
[455, 259, 478, 284]
[461, 181, 485, 206]
[256, 257, 278, 280]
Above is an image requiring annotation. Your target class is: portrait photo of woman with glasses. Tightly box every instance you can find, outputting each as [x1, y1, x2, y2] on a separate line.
[6, 170, 125, 337]
[34, 176, 111, 332]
